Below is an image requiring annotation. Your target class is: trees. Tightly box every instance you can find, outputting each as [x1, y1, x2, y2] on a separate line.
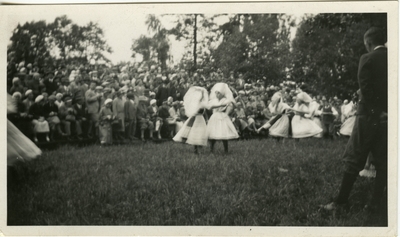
[290, 13, 387, 98]
[131, 14, 170, 70]
[212, 14, 293, 84]
[7, 15, 113, 70]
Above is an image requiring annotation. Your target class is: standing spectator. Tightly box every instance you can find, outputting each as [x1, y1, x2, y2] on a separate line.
[112, 90, 126, 141]
[124, 92, 138, 141]
[69, 77, 87, 105]
[99, 99, 115, 146]
[156, 78, 176, 107]
[148, 99, 163, 139]
[85, 81, 100, 138]
[73, 99, 87, 138]
[43, 72, 58, 95]
[136, 96, 154, 141]
[322, 27, 388, 212]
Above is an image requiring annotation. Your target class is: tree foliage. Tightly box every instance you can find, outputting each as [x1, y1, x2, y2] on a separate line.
[8, 15, 113, 69]
[131, 14, 170, 70]
[212, 14, 293, 84]
[290, 13, 387, 98]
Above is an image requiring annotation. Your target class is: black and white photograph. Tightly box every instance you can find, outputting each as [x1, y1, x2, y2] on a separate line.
[0, 1, 397, 236]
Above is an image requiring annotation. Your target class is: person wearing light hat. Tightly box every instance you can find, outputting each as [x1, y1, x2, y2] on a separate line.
[10, 77, 25, 96]
[135, 79, 145, 96]
[148, 98, 163, 139]
[28, 95, 50, 142]
[289, 92, 323, 138]
[55, 93, 64, 108]
[23, 90, 34, 112]
[98, 98, 115, 145]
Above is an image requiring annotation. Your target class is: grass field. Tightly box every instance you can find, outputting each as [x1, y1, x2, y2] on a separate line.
[7, 137, 388, 226]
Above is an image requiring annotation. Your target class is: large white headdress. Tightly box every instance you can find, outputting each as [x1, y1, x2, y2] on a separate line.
[184, 86, 209, 118]
[209, 82, 235, 104]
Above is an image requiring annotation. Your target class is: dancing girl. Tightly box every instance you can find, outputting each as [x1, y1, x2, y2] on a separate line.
[173, 86, 209, 154]
[207, 83, 239, 153]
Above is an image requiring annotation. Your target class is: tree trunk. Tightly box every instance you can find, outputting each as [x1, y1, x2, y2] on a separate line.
[193, 14, 198, 72]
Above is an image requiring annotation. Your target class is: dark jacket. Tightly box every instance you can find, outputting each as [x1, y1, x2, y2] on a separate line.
[357, 47, 388, 115]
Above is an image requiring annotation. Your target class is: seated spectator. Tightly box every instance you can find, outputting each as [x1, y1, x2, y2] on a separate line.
[22, 90, 35, 113]
[10, 77, 25, 95]
[168, 101, 183, 136]
[28, 95, 50, 142]
[148, 99, 163, 139]
[178, 101, 187, 122]
[44, 95, 66, 140]
[55, 93, 65, 108]
[232, 102, 248, 135]
[58, 96, 72, 140]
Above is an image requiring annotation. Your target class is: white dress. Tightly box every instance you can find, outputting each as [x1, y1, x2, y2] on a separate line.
[207, 100, 239, 140]
[291, 104, 323, 138]
[8, 120, 42, 166]
[269, 102, 290, 138]
[340, 116, 356, 136]
[173, 110, 208, 146]
[308, 101, 323, 138]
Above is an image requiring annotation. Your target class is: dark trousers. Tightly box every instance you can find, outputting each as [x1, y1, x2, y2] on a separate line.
[335, 114, 387, 204]
[125, 119, 137, 140]
[322, 121, 335, 138]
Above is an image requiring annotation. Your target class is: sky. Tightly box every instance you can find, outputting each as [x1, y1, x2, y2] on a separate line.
[6, 7, 305, 65]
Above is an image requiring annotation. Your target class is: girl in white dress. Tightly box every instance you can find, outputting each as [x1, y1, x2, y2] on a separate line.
[7, 94, 42, 167]
[207, 83, 239, 153]
[339, 101, 357, 136]
[290, 92, 323, 138]
[307, 98, 323, 138]
[173, 86, 209, 154]
[257, 92, 291, 138]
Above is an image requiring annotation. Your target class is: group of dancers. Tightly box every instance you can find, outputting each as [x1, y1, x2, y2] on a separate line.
[173, 82, 326, 154]
[173, 83, 239, 154]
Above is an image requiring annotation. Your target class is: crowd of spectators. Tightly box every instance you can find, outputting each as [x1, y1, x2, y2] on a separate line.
[7, 60, 357, 145]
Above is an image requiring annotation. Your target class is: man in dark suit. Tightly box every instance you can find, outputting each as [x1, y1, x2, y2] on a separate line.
[322, 27, 388, 212]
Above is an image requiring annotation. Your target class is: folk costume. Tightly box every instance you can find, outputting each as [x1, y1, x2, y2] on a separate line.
[173, 86, 209, 153]
[291, 92, 323, 138]
[207, 83, 239, 153]
[339, 101, 357, 136]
